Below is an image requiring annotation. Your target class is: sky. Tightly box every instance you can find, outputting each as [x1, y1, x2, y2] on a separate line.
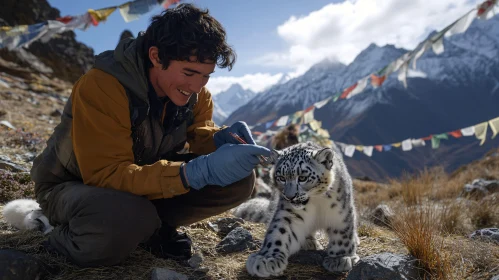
[47, 0, 479, 94]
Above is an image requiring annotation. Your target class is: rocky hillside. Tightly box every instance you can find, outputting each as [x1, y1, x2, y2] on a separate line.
[0, 0, 94, 83]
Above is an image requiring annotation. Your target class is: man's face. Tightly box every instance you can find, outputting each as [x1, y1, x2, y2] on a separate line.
[149, 47, 216, 106]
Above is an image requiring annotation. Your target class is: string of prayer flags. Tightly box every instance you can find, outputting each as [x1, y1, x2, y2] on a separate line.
[347, 77, 369, 99]
[489, 117, 499, 139]
[474, 122, 489, 145]
[340, 83, 358, 99]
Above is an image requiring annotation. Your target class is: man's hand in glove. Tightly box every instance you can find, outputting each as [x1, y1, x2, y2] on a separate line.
[180, 144, 270, 190]
[213, 121, 256, 148]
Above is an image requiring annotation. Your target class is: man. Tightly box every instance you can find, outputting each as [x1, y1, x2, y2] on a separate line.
[30, 3, 269, 267]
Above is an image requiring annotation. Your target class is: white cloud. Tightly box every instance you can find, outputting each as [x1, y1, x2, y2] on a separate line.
[257, 0, 476, 75]
[207, 72, 284, 95]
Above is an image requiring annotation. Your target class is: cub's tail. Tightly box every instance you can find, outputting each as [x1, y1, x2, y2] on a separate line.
[2, 199, 53, 234]
[232, 197, 277, 224]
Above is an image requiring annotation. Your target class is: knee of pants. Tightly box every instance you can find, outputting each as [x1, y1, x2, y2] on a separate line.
[61, 192, 161, 267]
[231, 171, 256, 204]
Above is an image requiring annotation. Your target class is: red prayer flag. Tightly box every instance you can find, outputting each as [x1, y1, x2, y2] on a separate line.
[370, 74, 386, 87]
[304, 105, 314, 113]
[56, 16, 73, 24]
[422, 135, 432, 141]
[477, 0, 496, 16]
[340, 83, 358, 99]
[374, 145, 383, 152]
[163, 0, 181, 9]
[448, 130, 463, 138]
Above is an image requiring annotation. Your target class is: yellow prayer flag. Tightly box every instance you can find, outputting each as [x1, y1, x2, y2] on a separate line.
[309, 120, 321, 131]
[317, 128, 330, 138]
[355, 146, 363, 151]
[489, 117, 499, 139]
[88, 7, 117, 22]
[392, 142, 402, 148]
[474, 121, 488, 145]
[0, 26, 13, 31]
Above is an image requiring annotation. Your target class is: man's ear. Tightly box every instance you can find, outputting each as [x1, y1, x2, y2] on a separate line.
[148, 46, 161, 68]
[314, 148, 334, 170]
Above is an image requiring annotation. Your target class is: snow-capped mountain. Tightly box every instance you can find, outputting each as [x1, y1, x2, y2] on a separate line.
[224, 14, 499, 181]
[212, 83, 258, 121]
[212, 102, 228, 126]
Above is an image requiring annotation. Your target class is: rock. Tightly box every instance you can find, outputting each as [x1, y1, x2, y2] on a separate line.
[370, 204, 395, 228]
[0, 249, 47, 280]
[215, 227, 258, 253]
[0, 160, 29, 172]
[150, 268, 188, 280]
[50, 109, 62, 117]
[289, 250, 327, 266]
[0, 120, 16, 130]
[346, 253, 421, 280]
[22, 152, 36, 162]
[187, 252, 204, 269]
[462, 179, 499, 199]
[208, 217, 245, 238]
[491, 275, 499, 280]
[0, 155, 12, 162]
[469, 228, 499, 243]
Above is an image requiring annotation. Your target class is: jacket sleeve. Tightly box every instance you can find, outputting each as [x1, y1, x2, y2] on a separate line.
[71, 69, 189, 199]
[186, 88, 224, 155]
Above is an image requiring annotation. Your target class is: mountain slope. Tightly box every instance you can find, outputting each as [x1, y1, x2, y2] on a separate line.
[213, 83, 258, 118]
[225, 15, 499, 181]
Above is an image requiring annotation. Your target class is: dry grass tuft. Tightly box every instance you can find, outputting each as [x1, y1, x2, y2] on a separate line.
[392, 205, 452, 279]
[437, 200, 469, 235]
[468, 196, 499, 229]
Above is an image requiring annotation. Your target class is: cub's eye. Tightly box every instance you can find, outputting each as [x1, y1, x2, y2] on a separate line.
[276, 176, 285, 182]
[298, 176, 307, 182]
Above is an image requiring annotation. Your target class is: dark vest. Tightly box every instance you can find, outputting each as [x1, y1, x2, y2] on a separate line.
[31, 82, 197, 205]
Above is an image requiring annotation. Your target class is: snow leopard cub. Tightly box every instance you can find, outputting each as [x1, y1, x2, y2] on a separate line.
[246, 142, 360, 277]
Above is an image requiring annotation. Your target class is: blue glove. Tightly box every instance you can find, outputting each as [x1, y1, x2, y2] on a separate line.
[214, 121, 256, 148]
[180, 144, 270, 190]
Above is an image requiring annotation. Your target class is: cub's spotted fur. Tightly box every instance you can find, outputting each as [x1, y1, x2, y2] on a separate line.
[246, 142, 359, 277]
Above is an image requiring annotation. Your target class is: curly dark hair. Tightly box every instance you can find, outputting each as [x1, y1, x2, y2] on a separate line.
[144, 3, 236, 70]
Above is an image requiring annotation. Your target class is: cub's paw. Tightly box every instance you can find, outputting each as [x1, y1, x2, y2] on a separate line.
[301, 236, 323, 250]
[246, 252, 288, 277]
[322, 254, 360, 272]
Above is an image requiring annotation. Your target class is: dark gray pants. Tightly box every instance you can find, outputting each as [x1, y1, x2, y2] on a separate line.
[38, 172, 255, 267]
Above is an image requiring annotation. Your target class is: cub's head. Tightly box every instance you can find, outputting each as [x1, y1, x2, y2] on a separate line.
[270, 141, 334, 209]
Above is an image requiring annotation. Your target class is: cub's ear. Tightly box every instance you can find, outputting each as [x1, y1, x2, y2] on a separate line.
[314, 148, 334, 170]
[269, 149, 282, 164]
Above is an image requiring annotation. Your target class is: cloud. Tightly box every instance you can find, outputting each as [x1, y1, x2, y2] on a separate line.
[207, 72, 285, 95]
[256, 0, 476, 75]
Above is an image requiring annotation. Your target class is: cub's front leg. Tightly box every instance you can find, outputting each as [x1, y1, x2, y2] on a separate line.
[246, 207, 307, 277]
[323, 213, 360, 272]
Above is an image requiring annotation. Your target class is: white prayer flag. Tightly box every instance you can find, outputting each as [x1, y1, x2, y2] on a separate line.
[446, 11, 475, 37]
[397, 61, 409, 88]
[432, 36, 445, 55]
[411, 138, 426, 147]
[344, 145, 356, 157]
[402, 139, 413, 151]
[275, 115, 289, 127]
[347, 77, 369, 99]
[314, 97, 331, 109]
[363, 146, 373, 157]
[302, 109, 315, 124]
[412, 41, 431, 69]
[461, 126, 475, 136]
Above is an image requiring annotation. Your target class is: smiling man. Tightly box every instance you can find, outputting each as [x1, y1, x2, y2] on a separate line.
[30, 3, 269, 267]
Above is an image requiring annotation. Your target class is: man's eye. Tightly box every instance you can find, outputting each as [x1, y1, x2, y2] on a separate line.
[298, 176, 307, 182]
[183, 73, 194, 77]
